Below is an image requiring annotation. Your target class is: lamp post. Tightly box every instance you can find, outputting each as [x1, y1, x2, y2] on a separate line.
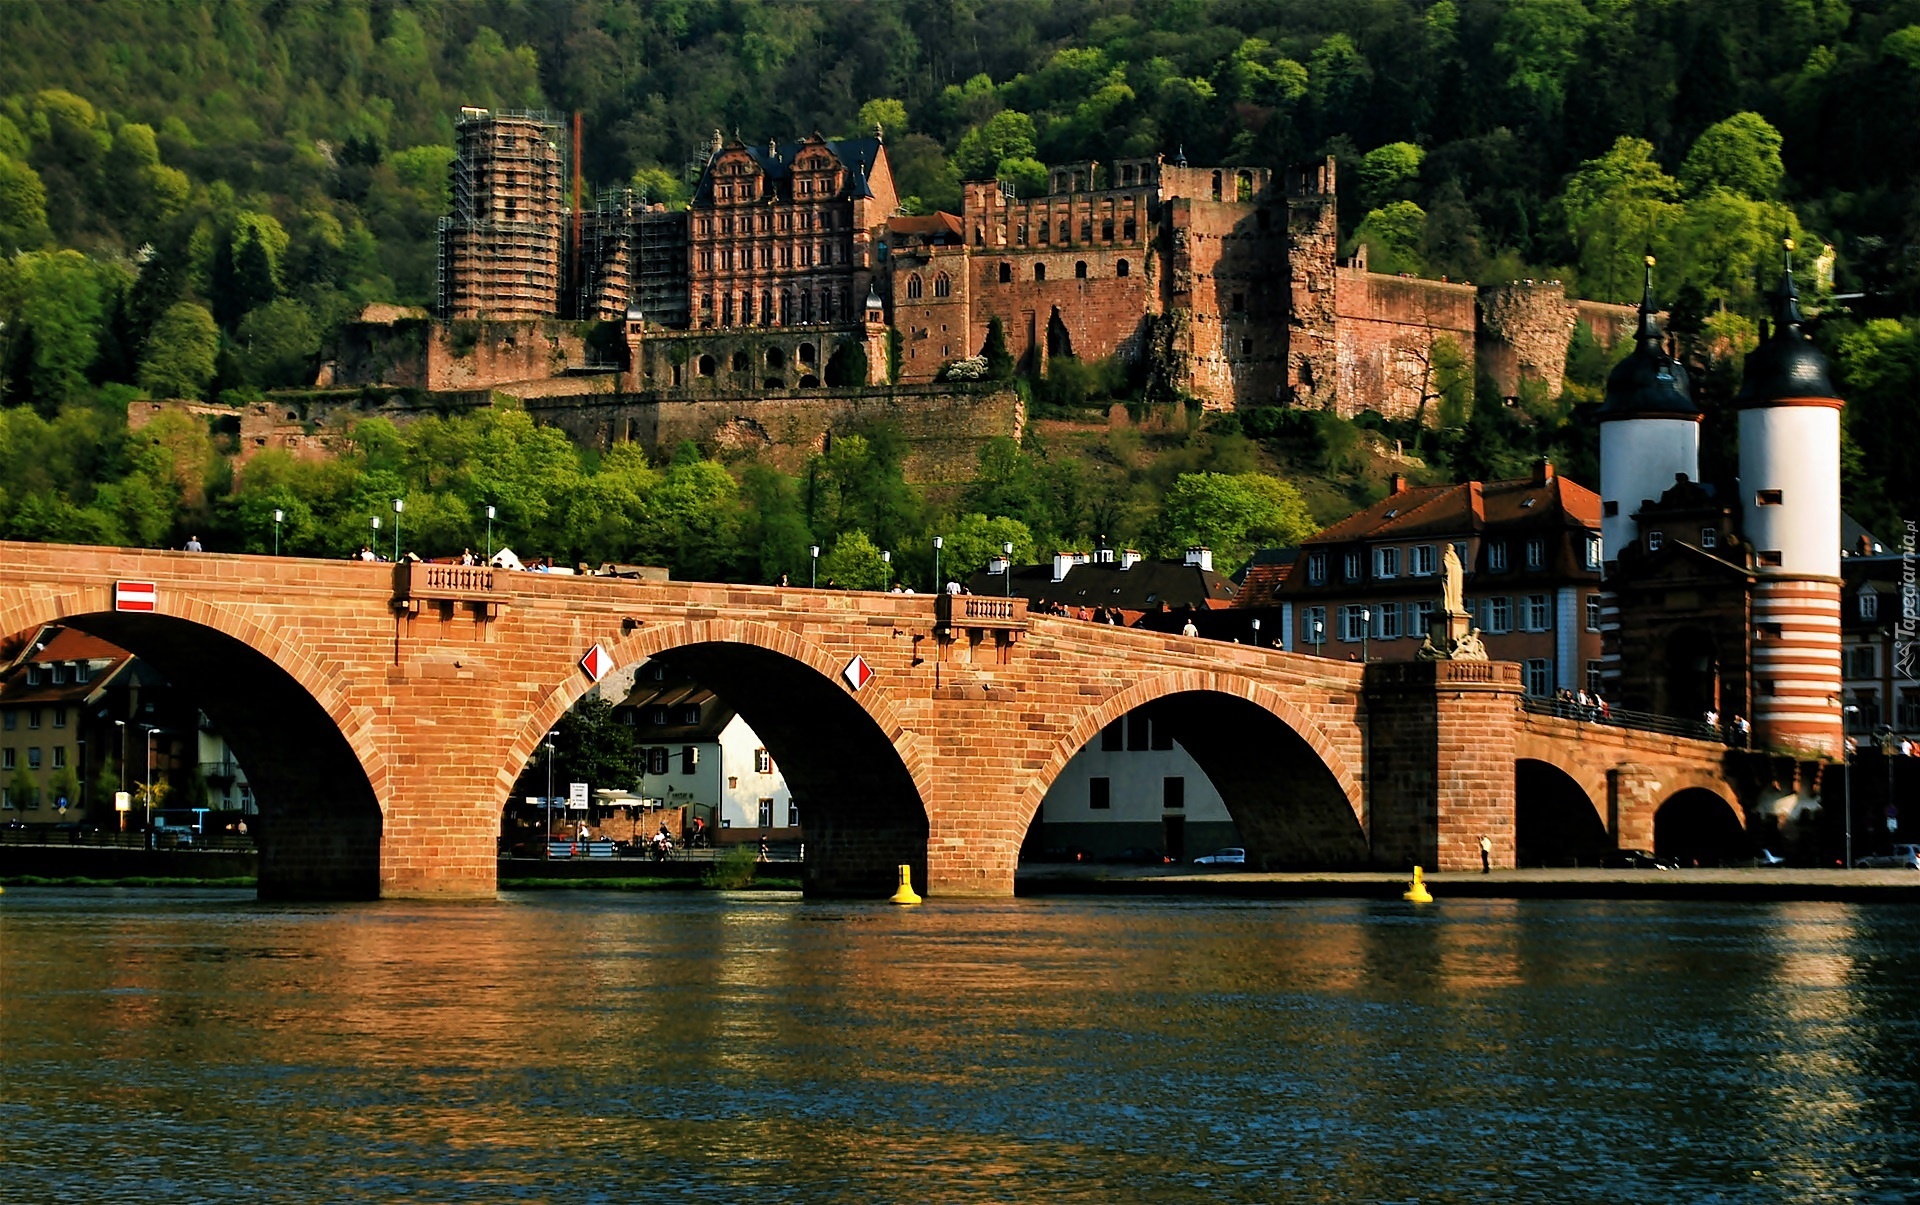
[544, 735, 557, 857]
[1844, 705, 1859, 868]
[142, 725, 164, 839]
[370, 515, 381, 559]
[114, 719, 127, 832]
[485, 505, 496, 562]
[1003, 541, 1015, 597]
[1361, 607, 1371, 663]
[1877, 724, 1897, 850]
[1251, 617, 1261, 648]
[881, 549, 891, 587]
[809, 544, 820, 588]
[272, 509, 284, 556]
[391, 498, 404, 562]
[933, 535, 943, 593]
[1312, 619, 1323, 658]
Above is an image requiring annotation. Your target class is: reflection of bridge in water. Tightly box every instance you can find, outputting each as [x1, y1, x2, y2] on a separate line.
[2, 541, 1800, 899]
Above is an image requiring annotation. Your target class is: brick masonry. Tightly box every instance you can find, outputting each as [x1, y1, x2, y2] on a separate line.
[1, 541, 1742, 897]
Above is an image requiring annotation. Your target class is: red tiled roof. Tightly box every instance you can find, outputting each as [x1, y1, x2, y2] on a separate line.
[27, 627, 131, 664]
[886, 212, 964, 239]
[1306, 473, 1599, 544]
[1233, 561, 1293, 608]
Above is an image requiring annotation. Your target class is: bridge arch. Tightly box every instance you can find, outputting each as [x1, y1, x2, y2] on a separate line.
[1514, 758, 1609, 867]
[1655, 785, 1748, 867]
[501, 618, 933, 896]
[0, 585, 385, 898]
[1018, 671, 1367, 870]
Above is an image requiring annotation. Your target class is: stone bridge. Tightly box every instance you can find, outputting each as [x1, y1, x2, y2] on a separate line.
[0, 542, 1761, 898]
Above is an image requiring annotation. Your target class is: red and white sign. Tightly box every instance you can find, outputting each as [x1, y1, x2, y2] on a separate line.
[579, 644, 614, 682]
[842, 654, 873, 692]
[115, 581, 157, 612]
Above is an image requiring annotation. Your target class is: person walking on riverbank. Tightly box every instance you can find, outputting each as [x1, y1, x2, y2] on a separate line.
[1480, 834, 1492, 874]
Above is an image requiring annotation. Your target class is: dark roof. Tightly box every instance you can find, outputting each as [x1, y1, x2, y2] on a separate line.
[1595, 262, 1698, 423]
[1636, 474, 1725, 516]
[693, 134, 884, 206]
[965, 557, 1236, 611]
[1735, 259, 1838, 406]
[614, 676, 735, 743]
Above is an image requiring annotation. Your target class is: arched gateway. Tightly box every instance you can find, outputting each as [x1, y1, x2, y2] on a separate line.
[2, 542, 1750, 898]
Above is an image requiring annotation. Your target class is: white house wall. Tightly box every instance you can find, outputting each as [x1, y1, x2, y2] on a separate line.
[1036, 738, 1238, 859]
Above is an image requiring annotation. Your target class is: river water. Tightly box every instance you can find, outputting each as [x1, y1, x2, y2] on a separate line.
[3, 889, 1917, 1203]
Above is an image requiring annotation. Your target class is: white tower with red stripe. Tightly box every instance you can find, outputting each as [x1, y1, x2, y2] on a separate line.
[1735, 246, 1844, 758]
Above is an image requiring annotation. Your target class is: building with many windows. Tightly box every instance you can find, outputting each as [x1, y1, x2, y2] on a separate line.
[614, 662, 793, 837]
[1273, 462, 1605, 696]
[1024, 707, 1237, 862]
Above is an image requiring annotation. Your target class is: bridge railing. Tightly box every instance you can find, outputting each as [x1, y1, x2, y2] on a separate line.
[1521, 696, 1735, 743]
[935, 593, 1028, 631]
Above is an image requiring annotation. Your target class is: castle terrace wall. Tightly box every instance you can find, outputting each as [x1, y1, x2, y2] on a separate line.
[523, 383, 1022, 483]
[1332, 272, 1479, 421]
[324, 318, 606, 394]
[967, 245, 1157, 379]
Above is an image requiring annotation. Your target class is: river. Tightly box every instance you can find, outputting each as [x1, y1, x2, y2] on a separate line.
[3, 888, 1917, 1202]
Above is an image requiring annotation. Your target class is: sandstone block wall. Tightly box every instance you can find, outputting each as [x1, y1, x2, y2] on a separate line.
[1333, 272, 1479, 421]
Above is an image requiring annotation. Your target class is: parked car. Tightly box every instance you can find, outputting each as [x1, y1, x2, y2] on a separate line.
[1854, 845, 1920, 870]
[1601, 848, 1677, 870]
[1101, 847, 1172, 865]
[1755, 848, 1788, 867]
[1191, 847, 1247, 867]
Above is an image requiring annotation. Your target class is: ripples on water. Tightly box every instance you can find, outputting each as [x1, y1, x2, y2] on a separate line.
[3, 890, 1917, 1203]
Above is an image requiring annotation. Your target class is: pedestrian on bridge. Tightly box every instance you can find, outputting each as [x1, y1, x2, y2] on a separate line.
[184, 535, 203, 552]
[1479, 834, 1492, 874]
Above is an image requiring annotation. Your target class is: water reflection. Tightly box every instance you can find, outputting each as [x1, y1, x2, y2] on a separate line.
[3, 891, 1918, 1202]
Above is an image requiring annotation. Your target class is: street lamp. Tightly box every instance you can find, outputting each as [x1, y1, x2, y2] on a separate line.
[113, 719, 127, 832]
[809, 544, 820, 588]
[272, 509, 284, 556]
[1251, 616, 1262, 647]
[1312, 619, 1323, 657]
[141, 725, 165, 839]
[544, 735, 557, 857]
[1003, 541, 1015, 597]
[1843, 705, 1859, 868]
[370, 515, 381, 558]
[485, 505, 497, 562]
[933, 535, 943, 593]
[391, 498, 404, 562]
[1361, 608, 1371, 663]
[1877, 724, 1898, 850]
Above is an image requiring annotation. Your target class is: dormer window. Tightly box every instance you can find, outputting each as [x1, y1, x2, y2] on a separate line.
[1343, 551, 1363, 582]
[1374, 547, 1400, 579]
[1306, 551, 1327, 586]
[1700, 528, 1717, 549]
[681, 705, 700, 725]
[1488, 542, 1509, 572]
[50, 665, 66, 685]
[1584, 535, 1602, 569]
[1525, 539, 1544, 570]
[24, 667, 39, 687]
[1861, 588, 1880, 620]
[1647, 531, 1664, 552]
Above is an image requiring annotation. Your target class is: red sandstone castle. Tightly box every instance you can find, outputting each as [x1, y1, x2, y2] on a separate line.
[385, 109, 1642, 417]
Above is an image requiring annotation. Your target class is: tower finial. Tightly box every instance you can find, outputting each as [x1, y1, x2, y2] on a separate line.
[1770, 227, 1804, 330]
[1636, 251, 1660, 344]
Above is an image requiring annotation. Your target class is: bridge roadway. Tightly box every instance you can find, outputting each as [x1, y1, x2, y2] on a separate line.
[0, 542, 1766, 900]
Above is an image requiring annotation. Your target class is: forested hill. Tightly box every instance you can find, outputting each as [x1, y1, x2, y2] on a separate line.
[0, 0, 1916, 553]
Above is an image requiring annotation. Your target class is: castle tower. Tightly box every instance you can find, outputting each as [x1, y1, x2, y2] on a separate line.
[1735, 246, 1844, 757]
[437, 109, 567, 320]
[1594, 259, 1699, 699]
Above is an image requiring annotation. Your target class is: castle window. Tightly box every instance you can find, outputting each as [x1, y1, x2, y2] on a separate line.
[1075, 261, 1088, 279]
[700, 250, 714, 271]
[1102, 218, 1114, 240]
[697, 355, 716, 377]
[1237, 171, 1253, 202]
[1037, 221, 1049, 245]
[1232, 292, 1246, 313]
[1122, 165, 1137, 185]
[1757, 489, 1783, 506]
[1080, 219, 1092, 241]
[1861, 589, 1880, 620]
[1117, 259, 1130, 278]
[767, 347, 785, 368]
[1700, 527, 1717, 549]
[906, 273, 923, 300]
[999, 262, 1012, 283]
[1058, 220, 1069, 242]
[742, 294, 754, 324]
[1240, 337, 1253, 355]
[721, 295, 734, 325]
[722, 215, 734, 235]
[780, 246, 792, 268]
[779, 213, 791, 232]
[1211, 171, 1222, 201]
[1016, 223, 1028, 244]
[934, 273, 951, 298]
[761, 247, 773, 268]
[798, 342, 817, 365]
[1034, 263, 1047, 282]
[732, 351, 749, 372]
[1124, 217, 1137, 240]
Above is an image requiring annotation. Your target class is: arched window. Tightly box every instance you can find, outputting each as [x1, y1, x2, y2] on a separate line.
[906, 273, 923, 300]
[1057, 220, 1069, 242]
[1034, 263, 1047, 281]
[1117, 259, 1131, 278]
[798, 342, 818, 365]
[999, 262, 1012, 283]
[1237, 170, 1253, 202]
[1210, 171, 1222, 201]
[731, 350, 749, 372]
[934, 273, 951, 298]
[767, 347, 786, 369]
[1075, 261, 1088, 279]
[697, 354, 716, 377]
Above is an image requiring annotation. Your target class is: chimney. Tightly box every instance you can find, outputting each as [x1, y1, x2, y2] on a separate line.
[1389, 472, 1407, 495]
[1534, 458, 1555, 487]
[1051, 552, 1075, 582]
[1184, 546, 1213, 572]
[1120, 549, 1142, 570]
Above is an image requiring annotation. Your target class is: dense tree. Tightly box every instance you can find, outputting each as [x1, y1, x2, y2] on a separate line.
[137, 302, 219, 400]
[1145, 473, 1317, 573]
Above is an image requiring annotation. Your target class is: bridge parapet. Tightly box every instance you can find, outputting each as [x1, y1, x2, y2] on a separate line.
[935, 593, 1028, 632]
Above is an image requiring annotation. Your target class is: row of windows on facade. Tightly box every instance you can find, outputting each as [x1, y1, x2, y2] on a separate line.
[1841, 686, 1920, 731]
[700, 289, 853, 326]
[20, 663, 93, 686]
[699, 241, 853, 273]
[1298, 593, 1602, 642]
[698, 208, 845, 236]
[1084, 775, 1186, 810]
[2, 744, 69, 772]
[635, 746, 775, 775]
[1303, 537, 1601, 587]
[989, 215, 1141, 246]
[994, 259, 1132, 283]
[2, 706, 70, 731]
[711, 174, 840, 202]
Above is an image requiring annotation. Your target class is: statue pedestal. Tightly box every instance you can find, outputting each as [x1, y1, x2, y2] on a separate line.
[1417, 609, 1486, 661]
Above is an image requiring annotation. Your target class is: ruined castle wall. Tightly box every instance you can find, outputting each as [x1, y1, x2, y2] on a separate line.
[1331, 272, 1478, 421]
[1284, 162, 1341, 412]
[891, 244, 973, 384]
[523, 383, 1022, 483]
[1168, 194, 1289, 410]
[625, 324, 872, 393]
[325, 319, 599, 394]
[1475, 283, 1578, 400]
[1574, 299, 1640, 348]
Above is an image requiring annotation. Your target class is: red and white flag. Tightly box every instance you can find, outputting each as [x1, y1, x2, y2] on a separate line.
[115, 581, 157, 612]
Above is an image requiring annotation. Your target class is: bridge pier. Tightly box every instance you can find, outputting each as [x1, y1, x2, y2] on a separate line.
[1365, 660, 1524, 872]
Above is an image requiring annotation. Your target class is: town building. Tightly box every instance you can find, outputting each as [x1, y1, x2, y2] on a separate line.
[1840, 544, 1919, 741]
[1272, 463, 1604, 696]
[1024, 708, 1238, 863]
[615, 662, 793, 837]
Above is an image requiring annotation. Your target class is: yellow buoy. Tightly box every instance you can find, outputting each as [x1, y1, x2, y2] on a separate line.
[889, 864, 922, 905]
[1402, 864, 1433, 903]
